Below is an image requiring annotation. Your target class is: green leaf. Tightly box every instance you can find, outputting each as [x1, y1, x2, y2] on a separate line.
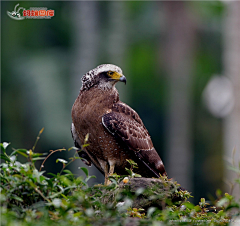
[68, 146, 78, 151]
[84, 133, 89, 143]
[125, 168, 132, 176]
[0, 143, 11, 162]
[61, 193, 68, 200]
[32, 152, 48, 157]
[15, 149, 29, 158]
[199, 198, 206, 207]
[183, 202, 195, 210]
[226, 203, 240, 211]
[0, 154, 10, 162]
[56, 158, 68, 164]
[60, 176, 72, 186]
[194, 205, 201, 212]
[63, 169, 73, 175]
[3, 142, 10, 149]
[85, 175, 96, 183]
[73, 212, 82, 217]
[13, 174, 22, 178]
[12, 195, 23, 202]
[47, 173, 58, 178]
[216, 189, 222, 197]
[1, 142, 10, 153]
[15, 149, 28, 153]
[133, 173, 142, 178]
[216, 197, 229, 207]
[109, 177, 117, 185]
[32, 157, 46, 161]
[79, 167, 89, 177]
[39, 175, 47, 182]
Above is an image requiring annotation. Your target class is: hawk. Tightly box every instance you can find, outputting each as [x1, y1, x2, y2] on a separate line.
[71, 64, 167, 185]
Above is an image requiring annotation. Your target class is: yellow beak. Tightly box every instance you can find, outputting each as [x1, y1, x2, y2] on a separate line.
[109, 72, 126, 84]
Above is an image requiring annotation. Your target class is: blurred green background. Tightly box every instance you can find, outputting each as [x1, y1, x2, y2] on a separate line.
[1, 1, 240, 203]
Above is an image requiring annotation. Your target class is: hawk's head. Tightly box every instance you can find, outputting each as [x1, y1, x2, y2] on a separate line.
[81, 64, 126, 91]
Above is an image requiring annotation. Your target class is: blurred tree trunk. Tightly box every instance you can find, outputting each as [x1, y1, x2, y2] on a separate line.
[70, 1, 104, 184]
[163, 1, 196, 191]
[71, 1, 99, 100]
[223, 1, 240, 199]
[107, 2, 126, 66]
[107, 1, 128, 102]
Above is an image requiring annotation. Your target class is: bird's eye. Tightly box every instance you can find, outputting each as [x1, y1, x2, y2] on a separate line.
[108, 71, 114, 76]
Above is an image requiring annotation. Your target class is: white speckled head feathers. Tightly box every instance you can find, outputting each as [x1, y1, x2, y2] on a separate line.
[81, 64, 123, 91]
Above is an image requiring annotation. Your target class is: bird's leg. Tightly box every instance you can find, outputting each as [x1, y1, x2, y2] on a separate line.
[104, 166, 110, 185]
[98, 159, 116, 185]
[98, 159, 110, 185]
[108, 160, 115, 175]
[108, 160, 116, 183]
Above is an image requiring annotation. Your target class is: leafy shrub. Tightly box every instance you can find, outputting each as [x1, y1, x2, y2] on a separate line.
[1, 137, 240, 226]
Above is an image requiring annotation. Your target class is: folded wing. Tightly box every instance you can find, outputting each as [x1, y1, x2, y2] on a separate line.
[102, 102, 167, 177]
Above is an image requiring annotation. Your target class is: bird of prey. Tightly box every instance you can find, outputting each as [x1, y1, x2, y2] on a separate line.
[71, 64, 167, 185]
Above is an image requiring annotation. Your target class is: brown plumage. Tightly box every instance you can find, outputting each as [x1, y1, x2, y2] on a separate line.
[71, 64, 167, 185]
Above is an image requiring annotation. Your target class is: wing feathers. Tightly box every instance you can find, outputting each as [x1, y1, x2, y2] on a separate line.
[102, 102, 167, 177]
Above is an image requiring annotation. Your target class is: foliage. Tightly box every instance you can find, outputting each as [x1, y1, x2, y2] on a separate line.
[1, 140, 240, 226]
[125, 159, 142, 178]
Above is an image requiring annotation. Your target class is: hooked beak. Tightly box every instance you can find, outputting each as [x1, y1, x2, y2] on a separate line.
[108, 71, 127, 85]
[119, 75, 127, 85]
